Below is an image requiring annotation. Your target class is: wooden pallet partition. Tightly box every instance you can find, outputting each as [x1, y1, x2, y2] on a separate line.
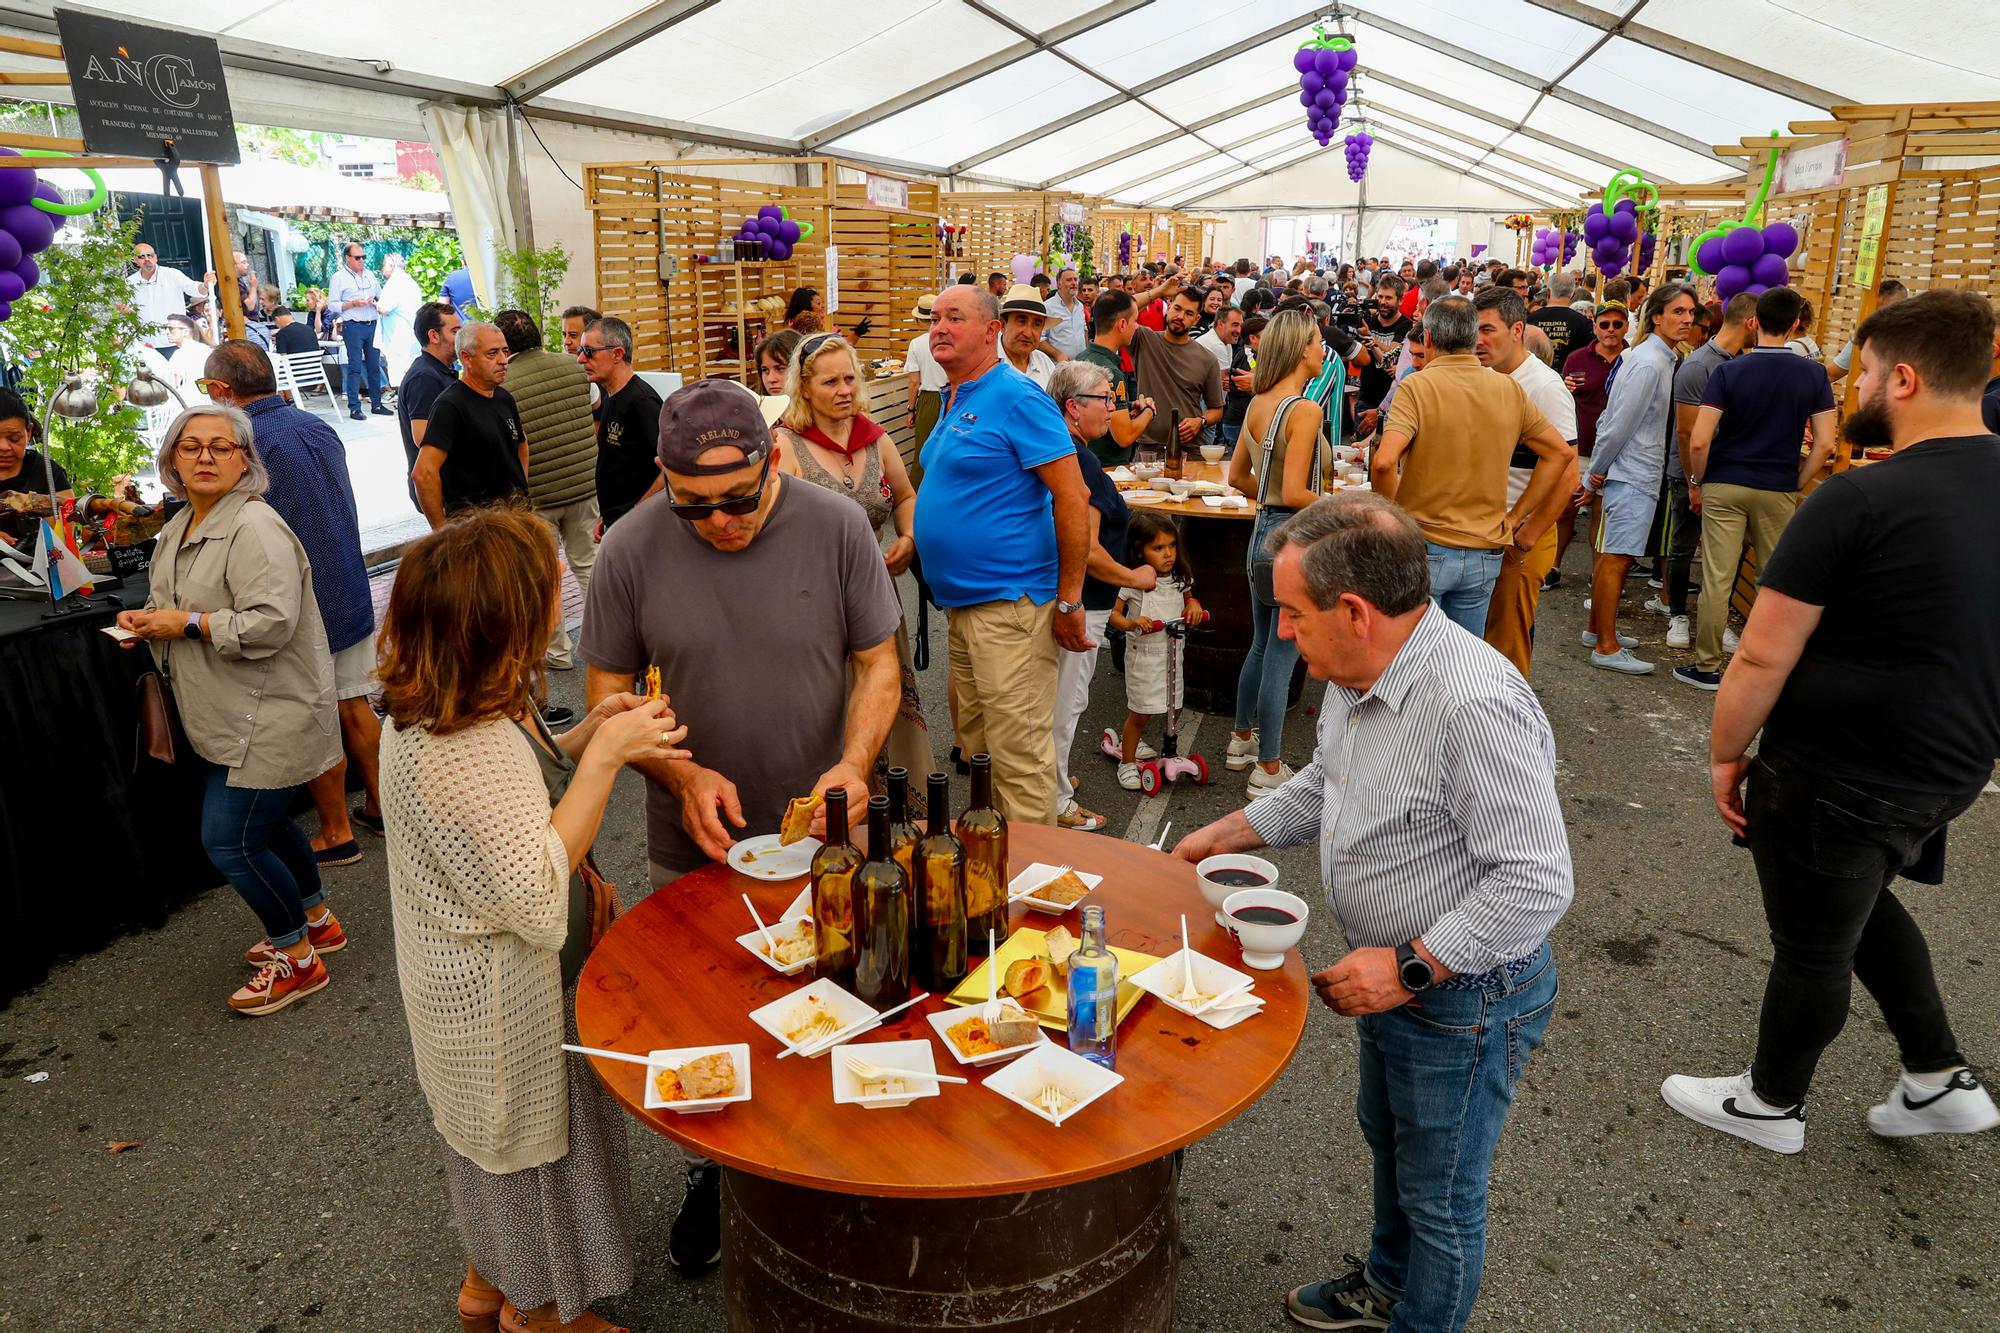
[939, 190, 1103, 281]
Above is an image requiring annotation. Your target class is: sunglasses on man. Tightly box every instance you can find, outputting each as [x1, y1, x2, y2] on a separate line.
[666, 455, 770, 521]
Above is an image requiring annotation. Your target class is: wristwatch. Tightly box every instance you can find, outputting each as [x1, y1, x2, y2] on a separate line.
[182, 613, 203, 641]
[1055, 599, 1083, 615]
[1395, 941, 1435, 992]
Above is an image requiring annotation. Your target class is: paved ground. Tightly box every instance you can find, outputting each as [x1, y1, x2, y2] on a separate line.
[3, 547, 1996, 1332]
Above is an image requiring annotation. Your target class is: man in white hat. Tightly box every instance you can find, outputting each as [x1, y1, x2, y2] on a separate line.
[999, 284, 1059, 388]
[904, 292, 948, 476]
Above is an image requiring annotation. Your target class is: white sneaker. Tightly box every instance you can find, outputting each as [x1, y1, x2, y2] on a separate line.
[1867, 1068, 2000, 1138]
[1666, 615, 1691, 648]
[1587, 647, 1655, 674]
[1660, 1071, 1805, 1154]
[1579, 629, 1638, 649]
[1583, 596, 1592, 611]
[1116, 762, 1142, 791]
[1244, 763, 1294, 802]
[1723, 626, 1740, 654]
[1642, 595, 1672, 617]
[1225, 730, 1261, 772]
[1100, 728, 1158, 762]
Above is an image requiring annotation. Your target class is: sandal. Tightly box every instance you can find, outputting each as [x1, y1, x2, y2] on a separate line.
[459, 1267, 504, 1333]
[500, 1302, 629, 1333]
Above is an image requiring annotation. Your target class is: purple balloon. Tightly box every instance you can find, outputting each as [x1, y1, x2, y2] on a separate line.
[1607, 211, 1639, 243]
[1720, 226, 1764, 267]
[0, 155, 32, 210]
[777, 219, 801, 244]
[758, 205, 784, 221]
[0, 300, 11, 322]
[0, 228, 19, 273]
[1313, 89, 1337, 110]
[1714, 264, 1751, 302]
[1582, 212, 1610, 242]
[0, 203, 53, 256]
[1294, 48, 1317, 73]
[0, 271, 22, 303]
[755, 215, 780, 236]
[1761, 221, 1799, 259]
[1339, 48, 1358, 71]
[1750, 252, 1790, 287]
[1614, 199, 1636, 214]
[1694, 236, 1726, 274]
[1594, 236, 1623, 262]
[767, 239, 792, 261]
[1599, 260, 1624, 277]
[1298, 90, 1315, 107]
[1745, 282, 1770, 296]
[1328, 71, 1348, 91]
[1317, 48, 1342, 76]
[14, 256, 37, 290]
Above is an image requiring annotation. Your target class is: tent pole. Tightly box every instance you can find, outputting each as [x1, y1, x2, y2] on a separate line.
[198, 164, 245, 341]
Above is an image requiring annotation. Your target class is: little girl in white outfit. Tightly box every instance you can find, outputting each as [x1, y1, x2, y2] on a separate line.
[1107, 511, 1206, 790]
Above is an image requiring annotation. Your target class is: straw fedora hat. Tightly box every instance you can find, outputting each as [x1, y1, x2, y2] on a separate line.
[999, 283, 1063, 325]
[912, 292, 937, 319]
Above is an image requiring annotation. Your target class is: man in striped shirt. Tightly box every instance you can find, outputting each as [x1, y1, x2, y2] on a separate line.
[1175, 493, 1573, 1332]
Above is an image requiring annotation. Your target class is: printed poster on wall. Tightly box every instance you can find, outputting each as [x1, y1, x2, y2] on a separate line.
[1851, 184, 1889, 289]
[825, 245, 839, 313]
[55, 8, 240, 163]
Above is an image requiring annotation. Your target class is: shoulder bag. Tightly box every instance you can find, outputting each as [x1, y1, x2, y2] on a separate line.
[1250, 395, 1324, 607]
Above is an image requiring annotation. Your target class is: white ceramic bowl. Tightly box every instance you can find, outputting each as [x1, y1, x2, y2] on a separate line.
[1221, 888, 1310, 970]
[1199, 443, 1226, 464]
[983, 1043, 1123, 1125]
[829, 1038, 941, 1110]
[1195, 853, 1279, 927]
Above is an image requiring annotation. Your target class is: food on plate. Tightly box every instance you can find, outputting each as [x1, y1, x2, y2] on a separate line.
[987, 1000, 1040, 1048]
[1003, 957, 1050, 1000]
[1044, 925, 1079, 975]
[759, 918, 816, 966]
[945, 1013, 1005, 1057]
[857, 1072, 907, 1098]
[643, 665, 661, 701]
[1032, 869, 1092, 906]
[653, 1051, 739, 1103]
[1175, 981, 1214, 1007]
[780, 791, 824, 846]
[783, 996, 842, 1047]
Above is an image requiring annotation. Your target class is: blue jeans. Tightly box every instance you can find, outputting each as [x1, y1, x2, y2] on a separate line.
[1234, 507, 1299, 764]
[1424, 542, 1502, 637]
[199, 760, 324, 948]
[1356, 944, 1557, 1332]
[1217, 418, 1243, 455]
[341, 319, 387, 411]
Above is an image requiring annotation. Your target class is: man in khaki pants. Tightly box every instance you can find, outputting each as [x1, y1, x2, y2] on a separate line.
[1676, 287, 1837, 691]
[913, 286, 1092, 823]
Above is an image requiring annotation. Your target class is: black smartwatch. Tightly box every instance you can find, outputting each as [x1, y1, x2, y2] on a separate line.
[182, 614, 203, 641]
[1395, 941, 1434, 992]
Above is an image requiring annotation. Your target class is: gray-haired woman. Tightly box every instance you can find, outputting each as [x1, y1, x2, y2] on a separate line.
[116, 405, 343, 1016]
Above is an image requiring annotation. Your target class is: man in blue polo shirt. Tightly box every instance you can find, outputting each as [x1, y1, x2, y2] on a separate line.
[1676, 286, 1837, 690]
[914, 284, 1092, 824]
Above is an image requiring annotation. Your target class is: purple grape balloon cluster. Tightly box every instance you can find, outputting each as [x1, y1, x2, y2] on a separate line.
[1582, 198, 1644, 278]
[1292, 37, 1357, 148]
[1529, 227, 1577, 267]
[1343, 133, 1372, 182]
[0, 149, 58, 323]
[735, 204, 813, 263]
[1698, 222, 1797, 302]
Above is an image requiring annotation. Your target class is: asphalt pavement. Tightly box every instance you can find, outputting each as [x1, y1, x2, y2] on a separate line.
[3, 550, 1996, 1332]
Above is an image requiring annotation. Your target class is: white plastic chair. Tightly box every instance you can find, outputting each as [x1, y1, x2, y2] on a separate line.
[275, 350, 340, 421]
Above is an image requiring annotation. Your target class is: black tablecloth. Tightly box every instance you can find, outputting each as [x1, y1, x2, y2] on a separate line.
[0, 583, 218, 1006]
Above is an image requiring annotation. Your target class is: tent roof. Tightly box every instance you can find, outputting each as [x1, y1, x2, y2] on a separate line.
[15, 0, 2000, 212]
[40, 160, 453, 222]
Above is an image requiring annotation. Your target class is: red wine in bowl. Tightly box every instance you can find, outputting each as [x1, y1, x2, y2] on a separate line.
[1230, 905, 1299, 926]
[1205, 868, 1271, 889]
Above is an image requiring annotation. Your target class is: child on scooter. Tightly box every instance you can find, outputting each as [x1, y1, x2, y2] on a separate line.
[1107, 511, 1205, 790]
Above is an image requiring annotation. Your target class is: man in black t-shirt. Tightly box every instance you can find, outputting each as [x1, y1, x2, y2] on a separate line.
[1525, 272, 1592, 367]
[1356, 276, 1412, 409]
[271, 307, 320, 357]
[398, 302, 462, 509]
[410, 321, 528, 526]
[1665, 290, 2000, 1156]
[578, 315, 662, 531]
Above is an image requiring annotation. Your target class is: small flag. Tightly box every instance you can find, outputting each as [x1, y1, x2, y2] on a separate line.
[31, 517, 94, 601]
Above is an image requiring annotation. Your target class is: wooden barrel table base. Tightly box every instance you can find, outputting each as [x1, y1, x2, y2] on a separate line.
[722, 1156, 1179, 1332]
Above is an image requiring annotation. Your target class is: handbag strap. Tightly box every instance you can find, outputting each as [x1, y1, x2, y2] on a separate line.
[1255, 394, 1320, 505]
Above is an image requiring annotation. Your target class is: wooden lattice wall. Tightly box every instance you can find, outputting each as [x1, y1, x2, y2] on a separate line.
[939, 190, 1103, 282]
[586, 157, 939, 383]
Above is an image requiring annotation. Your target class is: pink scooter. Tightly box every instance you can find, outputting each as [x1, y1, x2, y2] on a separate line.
[1099, 619, 1210, 797]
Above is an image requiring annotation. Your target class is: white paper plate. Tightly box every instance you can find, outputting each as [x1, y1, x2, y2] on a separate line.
[925, 1003, 1046, 1067]
[734, 915, 818, 976]
[748, 977, 879, 1057]
[829, 1038, 942, 1109]
[641, 1044, 753, 1115]
[728, 832, 821, 881]
[1123, 490, 1167, 506]
[1130, 948, 1257, 1020]
[983, 1043, 1122, 1125]
[1006, 861, 1103, 914]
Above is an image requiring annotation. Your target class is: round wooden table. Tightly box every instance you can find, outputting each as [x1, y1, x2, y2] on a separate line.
[577, 823, 1309, 1331]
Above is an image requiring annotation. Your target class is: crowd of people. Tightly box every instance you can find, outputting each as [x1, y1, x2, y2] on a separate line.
[32, 234, 1989, 1333]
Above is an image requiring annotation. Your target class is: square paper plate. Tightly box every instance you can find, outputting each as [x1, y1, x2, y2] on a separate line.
[983, 1043, 1122, 1126]
[829, 1038, 942, 1110]
[748, 977, 879, 1057]
[641, 1044, 753, 1115]
[925, 1002, 1047, 1067]
[1129, 948, 1257, 1020]
[1007, 862, 1103, 914]
[734, 915, 818, 976]
[945, 928, 1155, 1032]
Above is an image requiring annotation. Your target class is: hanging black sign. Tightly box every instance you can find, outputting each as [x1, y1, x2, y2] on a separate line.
[54, 8, 240, 164]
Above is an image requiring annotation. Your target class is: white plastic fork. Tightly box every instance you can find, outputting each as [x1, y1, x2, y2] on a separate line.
[844, 1054, 967, 1086]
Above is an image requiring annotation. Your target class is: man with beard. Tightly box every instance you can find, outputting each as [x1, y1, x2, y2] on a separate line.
[1356, 277, 1413, 415]
[1129, 287, 1223, 460]
[1664, 288, 2000, 1153]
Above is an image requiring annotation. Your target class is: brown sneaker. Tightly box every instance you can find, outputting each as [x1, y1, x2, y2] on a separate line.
[228, 950, 330, 1015]
[245, 910, 347, 966]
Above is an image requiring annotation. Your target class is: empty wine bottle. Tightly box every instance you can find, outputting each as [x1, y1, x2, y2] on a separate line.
[811, 787, 861, 990]
[911, 771, 967, 992]
[958, 753, 1009, 952]
[884, 766, 920, 880]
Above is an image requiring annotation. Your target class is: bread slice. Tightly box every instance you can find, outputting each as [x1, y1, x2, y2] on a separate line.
[676, 1051, 738, 1100]
[779, 792, 823, 846]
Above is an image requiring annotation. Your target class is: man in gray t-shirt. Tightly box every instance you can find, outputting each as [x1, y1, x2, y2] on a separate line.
[580, 380, 903, 881]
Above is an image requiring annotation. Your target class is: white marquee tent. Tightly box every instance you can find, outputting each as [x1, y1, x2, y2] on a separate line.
[3, 0, 1997, 299]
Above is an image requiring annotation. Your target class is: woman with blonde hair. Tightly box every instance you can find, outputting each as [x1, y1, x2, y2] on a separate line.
[115, 405, 343, 1015]
[1223, 309, 1328, 801]
[376, 507, 683, 1333]
[771, 332, 934, 804]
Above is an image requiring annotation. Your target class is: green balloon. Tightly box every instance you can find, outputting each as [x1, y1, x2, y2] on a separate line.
[16, 147, 106, 216]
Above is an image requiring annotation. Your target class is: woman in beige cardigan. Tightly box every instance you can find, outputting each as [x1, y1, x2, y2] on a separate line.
[377, 507, 683, 1333]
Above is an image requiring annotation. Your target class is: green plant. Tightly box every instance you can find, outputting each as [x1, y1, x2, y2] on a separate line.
[492, 241, 571, 338]
[238, 124, 334, 169]
[403, 231, 460, 301]
[291, 221, 461, 298]
[0, 211, 151, 495]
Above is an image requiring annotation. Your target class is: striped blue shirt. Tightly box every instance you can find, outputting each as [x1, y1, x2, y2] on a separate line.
[1243, 605, 1573, 974]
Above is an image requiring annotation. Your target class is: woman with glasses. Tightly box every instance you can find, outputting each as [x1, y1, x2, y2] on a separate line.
[114, 406, 344, 1016]
[772, 333, 934, 800]
[1550, 302, 1630, 583]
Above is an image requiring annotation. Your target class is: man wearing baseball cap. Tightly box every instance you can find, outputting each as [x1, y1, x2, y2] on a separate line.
[580, 377, 903, 883]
